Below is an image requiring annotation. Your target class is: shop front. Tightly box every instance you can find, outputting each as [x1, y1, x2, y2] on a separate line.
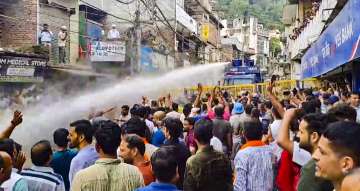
[301, 0, 360, 92]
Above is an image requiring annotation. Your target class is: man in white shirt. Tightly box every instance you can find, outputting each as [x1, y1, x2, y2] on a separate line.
[267, 107, 283, 162]
[107, 24, 120, 40]
[58, 26, 68, 64]
[349, 92, 360, 123]
[118, 105, 131, 127]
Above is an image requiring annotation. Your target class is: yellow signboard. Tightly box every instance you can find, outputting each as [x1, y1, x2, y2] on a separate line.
[201, 24, 209, 41]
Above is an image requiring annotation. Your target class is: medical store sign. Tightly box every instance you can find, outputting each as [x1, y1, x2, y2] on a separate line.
[301, 0, 360, 79]
[0, 55, 47, 82]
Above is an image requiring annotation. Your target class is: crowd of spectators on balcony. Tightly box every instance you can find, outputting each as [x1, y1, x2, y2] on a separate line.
[289, 1, 321, 40]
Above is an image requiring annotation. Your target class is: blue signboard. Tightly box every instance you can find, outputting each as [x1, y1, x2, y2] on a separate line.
[301, 0, 360, 79]
[141, 46, 157, 72]
[226, 66, 260, 74]
[87, 22, 102, 41]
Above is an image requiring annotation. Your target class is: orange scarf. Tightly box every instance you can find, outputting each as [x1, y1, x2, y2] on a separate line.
[141, 137, 149, 144]
[240, 140, 265, 150]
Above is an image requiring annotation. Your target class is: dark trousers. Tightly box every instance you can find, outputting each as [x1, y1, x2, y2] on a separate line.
[59, 46, 66, 64]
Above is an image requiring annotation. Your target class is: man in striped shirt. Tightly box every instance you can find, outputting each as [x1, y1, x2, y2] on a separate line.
[234, 120, 275, 191]
[20, 140, 65, 191]
[71, 120, 144, 191]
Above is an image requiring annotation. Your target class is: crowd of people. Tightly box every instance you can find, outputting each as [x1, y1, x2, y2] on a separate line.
[0, 80, 360, 191]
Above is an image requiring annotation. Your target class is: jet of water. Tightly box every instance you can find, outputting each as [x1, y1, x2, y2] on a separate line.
[2, 63, 226, 147]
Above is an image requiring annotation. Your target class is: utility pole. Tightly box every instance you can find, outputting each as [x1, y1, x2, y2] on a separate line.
[130, 0, 141, 75]
[174, 0, 178, 67]
[135, 0, 141, 73]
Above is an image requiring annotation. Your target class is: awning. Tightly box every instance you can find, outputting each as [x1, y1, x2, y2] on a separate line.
[51, 66, 114, 78]
[176, 4, 198, 34]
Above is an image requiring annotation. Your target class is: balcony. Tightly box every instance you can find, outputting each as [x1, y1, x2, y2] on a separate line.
[176, 4, 198, 34]
[289, 0, 338, 59]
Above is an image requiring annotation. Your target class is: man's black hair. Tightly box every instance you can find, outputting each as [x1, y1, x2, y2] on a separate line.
[124, 135, 145, 156]
[301, 101, 317, 114]
[94, 120, 121, 155]
[322, 93, 331, 100]
[214, 105, 224, 117]
[264, 100, 272, 109]
[184, 117, 195, 126]
[151, 146, 178, 183]
[213, 98, 219, 106]
[323, 121, 360, 166]
[0, 139, 15, 158]
[194, 119, 213, 144]
[151, 100, 158, 108]
[122, 117, 147, 138]
[183, 103, 193, 117]
[303, 88, 313, 97]
[172, 103, 179, 112]
[137, 106, 147, 118]
[251, 108, 260, 119]
[121, 105, 130, 111]
[31, 140, 52, 166]
[302, 113, 338, 135]
[70, 119, 94, 144]
[143, 106, 152, 118]
[164, 118, 183, 140]
[310, 98, 321, 110]
[243, 120, 263, 141]
[130, 104, 142, 116]
[53, 128, 69, 148]
[244, 104, 253, 115]
[328, 103, 357, 122]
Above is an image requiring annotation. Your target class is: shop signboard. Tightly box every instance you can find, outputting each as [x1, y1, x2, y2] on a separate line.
[301, 0, 360, 79]
[0, 55, 47, 82]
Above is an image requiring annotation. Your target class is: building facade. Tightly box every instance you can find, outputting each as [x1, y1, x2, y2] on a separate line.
[220, 16, 270, 79]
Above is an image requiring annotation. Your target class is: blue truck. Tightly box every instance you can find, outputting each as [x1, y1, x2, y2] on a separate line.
[223, 59, 262, 85]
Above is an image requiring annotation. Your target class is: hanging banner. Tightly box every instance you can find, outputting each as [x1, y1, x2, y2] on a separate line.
[90, 41, 126, 62]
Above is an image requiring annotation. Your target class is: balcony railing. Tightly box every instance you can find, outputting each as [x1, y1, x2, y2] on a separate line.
[289, 0, 337, 59]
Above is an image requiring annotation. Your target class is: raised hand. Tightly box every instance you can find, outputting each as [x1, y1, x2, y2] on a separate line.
[11, 110, 23, 127]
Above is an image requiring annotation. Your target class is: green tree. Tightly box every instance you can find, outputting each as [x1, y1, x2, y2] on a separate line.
[270, 37, 282, 57]
[219, 0, 286, 31]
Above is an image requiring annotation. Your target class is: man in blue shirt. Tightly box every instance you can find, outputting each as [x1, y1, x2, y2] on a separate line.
[67, 120, 98, 186]
[50, 128, 77, 191]
[136, 146, 179, 191]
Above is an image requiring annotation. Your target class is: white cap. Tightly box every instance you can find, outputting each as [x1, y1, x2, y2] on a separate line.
[112, 24, 116, 27]
[60, 26, 67, 30]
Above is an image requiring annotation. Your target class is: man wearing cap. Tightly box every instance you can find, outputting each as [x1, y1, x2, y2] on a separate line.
[230, 102, 246, 159]
[107, 24, 120, 40]
[230, 102, 244, 135]
[58, 26, 68, 64]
